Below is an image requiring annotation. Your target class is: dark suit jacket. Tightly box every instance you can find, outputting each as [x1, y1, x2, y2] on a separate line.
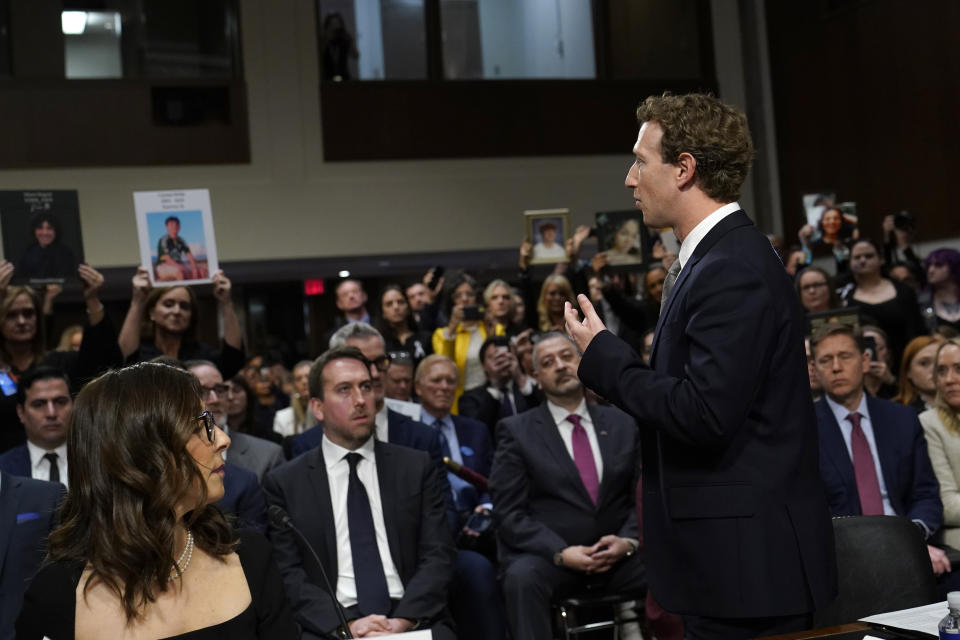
[288, 409, 444, 464]
[458, 383, 541, 441]
[218, 462, 268, 534]
[0, 446, 30, 478]
[815, 395, 942, 531]
[447, 414, 494, 509]
[0, 471, 64, 640]
[578, 210, 837, 618]
[490, 403, 640, 566]
[263, 440, 456, 637]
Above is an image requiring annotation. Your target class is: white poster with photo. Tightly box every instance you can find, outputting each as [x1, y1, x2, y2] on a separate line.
[134, 189, 219, 286]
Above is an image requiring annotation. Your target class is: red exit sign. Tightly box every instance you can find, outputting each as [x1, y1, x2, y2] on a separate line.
[303, 279, 325, 296]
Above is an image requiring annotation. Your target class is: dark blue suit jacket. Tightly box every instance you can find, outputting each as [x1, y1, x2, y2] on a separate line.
[449, 414, 494, 508]
[0, 446, 30, 478]
[218, 462, 267, 534]
[815, 395, 942, 532]
[578, 210, 837, 618]
[288, 409, 445, 464]
[0, 471, 64, 640]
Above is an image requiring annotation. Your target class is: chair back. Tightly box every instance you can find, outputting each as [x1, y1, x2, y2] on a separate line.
[813, 515, 937, 627]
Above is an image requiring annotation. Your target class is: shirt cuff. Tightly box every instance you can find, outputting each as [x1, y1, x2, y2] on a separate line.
[913, 519, 932, 540]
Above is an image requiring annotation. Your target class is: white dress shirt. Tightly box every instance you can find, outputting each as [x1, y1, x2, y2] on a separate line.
[420, 409, 462, 464]
[321, 434, 405, 607]
[375, 405, 390, 443]
[26, 440, 68, 488]
[677, 201, 741, 272]
[823, 392, 896, 517]
[546, 399, 603, 482]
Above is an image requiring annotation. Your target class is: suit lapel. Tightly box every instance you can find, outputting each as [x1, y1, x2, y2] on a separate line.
[0, 472, 22, 577]
[533, 405, 594, 508]
[589, 406, 617, 506]
[306, 450, 339, 574]
[865, 396, 899, 508]
[650, 211, 753, 364]
[374, 442, 404, 576]
[815, 400, 858, 501]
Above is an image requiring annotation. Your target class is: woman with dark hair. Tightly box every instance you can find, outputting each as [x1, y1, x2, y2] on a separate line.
[118, 266, 245, 380]
[795, 266, 842, 313]
[16, 362, 298, 638]
[16, 212, 77, 283]
[377, 284, 432, 368]
[816, 206, 857, 247]
[842, 238, 926, 367]
[224, 374, 271, 441]
[920, 248, 960, 333]
[894, 335, 943, 413]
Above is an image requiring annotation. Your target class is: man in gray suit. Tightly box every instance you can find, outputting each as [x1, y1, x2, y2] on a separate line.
[187, 360, 284, 482]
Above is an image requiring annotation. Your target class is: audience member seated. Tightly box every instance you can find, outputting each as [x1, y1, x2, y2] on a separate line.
[919, 339, 960, 550]
[796, 266, 842, 313]
[273, 359, 316, 437]
[264, 348, 457, 639]
[458, 336, 541, 441]
[490, 333, 645, 640]
[323, 278, 375, 345]
[250, 363, 289, 439]
[187, 360, 284, 482]
[0, 367, 72, 487]
[842, 239, 925, 367]
[895, 336, 945, 414]
[920, 249, 960, 334]
[118, 266, 245, 380]
[811, 322, 953, 585]
[432, 273, 505, 412]
[862, 324, 898, 399]
[806, 337, 823, 402]
[377, 284, 432, 369]
[0, 264, 119, 453]
[383, 353, 415, 402]
[17, 362, 298, 639]
[0, 469, 64, 640]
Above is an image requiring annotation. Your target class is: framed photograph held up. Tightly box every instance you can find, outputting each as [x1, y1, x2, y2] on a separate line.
[0, 190, 84, 287]
[525, 208, 569, 265]
[134, 189, 219, 286]
[595, 210, 650, 270]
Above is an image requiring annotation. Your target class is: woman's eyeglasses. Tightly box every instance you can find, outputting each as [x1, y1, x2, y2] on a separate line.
[196, 411, 218, 444]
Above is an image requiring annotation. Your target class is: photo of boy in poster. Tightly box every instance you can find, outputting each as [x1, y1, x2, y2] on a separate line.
[156, 215, 200, 281]
[525, 209, 570, 264]
[0, 191, 84, 286]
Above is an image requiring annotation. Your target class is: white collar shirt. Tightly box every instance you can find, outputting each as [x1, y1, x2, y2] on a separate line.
[321, 434, 404, 607]
[677, 201, 741, 272]
[26, 440, 68, 488]
[375, 405, 389, 443]
[546, 399, 603, 482]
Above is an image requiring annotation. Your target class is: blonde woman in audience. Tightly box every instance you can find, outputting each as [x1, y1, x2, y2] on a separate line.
[272, 359, 315, 437]
[536, 274, 576, 332]
[57, 325, 83, 351]
[483, 279, 519, 336]
[895, 335, 944, 414]
[919, 339, 960, 548]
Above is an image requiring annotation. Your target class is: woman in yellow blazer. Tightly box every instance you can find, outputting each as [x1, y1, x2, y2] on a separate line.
[432, 273, 506, 413]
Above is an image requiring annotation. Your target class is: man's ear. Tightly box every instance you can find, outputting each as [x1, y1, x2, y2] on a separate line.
[310, 397, 325, 423]
[676, 152, 697, 189]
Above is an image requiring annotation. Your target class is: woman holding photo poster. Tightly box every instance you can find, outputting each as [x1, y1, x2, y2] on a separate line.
[118, 267, 245, 381]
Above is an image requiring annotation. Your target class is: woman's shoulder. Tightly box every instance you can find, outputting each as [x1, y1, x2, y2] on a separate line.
[233, 529, 273, 571]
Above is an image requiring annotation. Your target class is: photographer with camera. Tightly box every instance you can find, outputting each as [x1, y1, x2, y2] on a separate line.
[883, 211, 924, 281]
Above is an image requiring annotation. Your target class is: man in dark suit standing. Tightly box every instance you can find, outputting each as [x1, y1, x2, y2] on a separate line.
[491, 332, 644, 640]
[264, 347, 455, 639]
[458, 336, 541, 441]
[565, 93, 837, 638]
[0, 470, 64, 640]
[811, 322, 949, 576]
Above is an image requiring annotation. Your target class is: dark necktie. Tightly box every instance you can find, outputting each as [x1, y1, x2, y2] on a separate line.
[43, 452, 60, 484]
[660, 259, 682, 314]
[567, 414, 599, 504]
[345, 453, 391, 615]
[499, 385, 514, 418]
[847, 412, 884, 515]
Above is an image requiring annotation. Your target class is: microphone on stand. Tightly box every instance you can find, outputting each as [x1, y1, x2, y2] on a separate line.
[268, 505, 354, 639]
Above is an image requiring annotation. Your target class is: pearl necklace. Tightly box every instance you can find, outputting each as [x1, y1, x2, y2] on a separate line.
[170, 530, 194, 578]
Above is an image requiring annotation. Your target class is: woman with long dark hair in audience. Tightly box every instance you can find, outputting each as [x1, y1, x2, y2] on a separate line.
[16, 362, 298, 639]
[0, 263, 120, 453]
[272, 359, 315, 437]
[223, 373, 275, 442]
[919, 339, 960, 549]
[795, 266, 842, 313]
[842, 238, 926, 367]
[377, 284, 432, 367]
[118, 266, 245, 380]
[894, 335, 944, 414]
[920, 248, 960, 333]
[432, 272, 505, 412]
[862, 325, 897, 399]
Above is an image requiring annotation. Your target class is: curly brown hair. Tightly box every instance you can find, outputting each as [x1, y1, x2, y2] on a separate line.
[636, 93, 754, 202]
[47, 362, 235, 623]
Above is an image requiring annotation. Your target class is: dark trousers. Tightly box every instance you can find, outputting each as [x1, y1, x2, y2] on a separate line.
[501, 552, 646, 640]
[450, 550, 507, 640]
[682, 612, 812, 640]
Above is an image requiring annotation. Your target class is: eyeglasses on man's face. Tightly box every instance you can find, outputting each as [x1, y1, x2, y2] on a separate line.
[368, 355, 390, 373]
[800, 281, 828, 293]
[195, 411, 219, 444]
[200, 383, 228, 398]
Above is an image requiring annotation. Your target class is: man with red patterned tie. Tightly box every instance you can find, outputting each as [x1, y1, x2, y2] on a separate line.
[489, 332, 645, 640]
[812, 322, 947, 575]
